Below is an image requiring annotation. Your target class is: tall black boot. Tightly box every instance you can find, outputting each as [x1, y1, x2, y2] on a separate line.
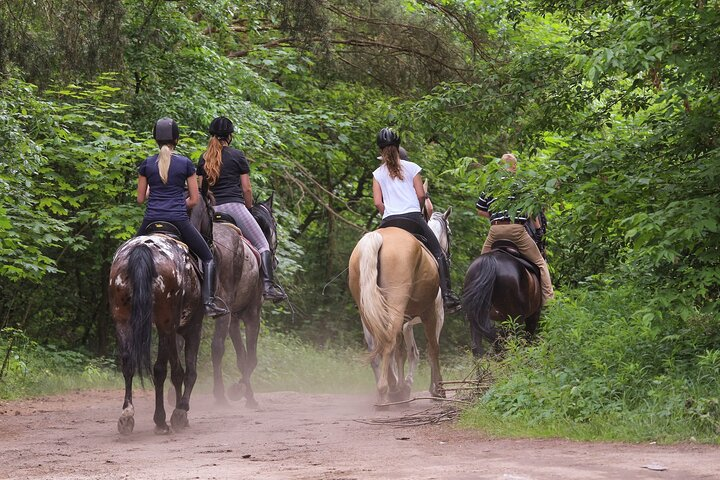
[202, 259, 228, 317]
[437, 256, 461, 313]
[260, 251, 287, 303]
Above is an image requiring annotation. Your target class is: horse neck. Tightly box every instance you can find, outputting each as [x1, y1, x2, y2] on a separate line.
[190, 197, 212, 238]
[428, 217, 449, 256]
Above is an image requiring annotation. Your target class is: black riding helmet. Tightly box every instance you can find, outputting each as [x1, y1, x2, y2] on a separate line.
[376, 127, 400, 149]
[209, 116, 234, 138]
[153, 117, 179, 143]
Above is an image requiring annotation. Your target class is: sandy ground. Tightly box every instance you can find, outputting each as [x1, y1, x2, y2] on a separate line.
[1, 388, 719, 480]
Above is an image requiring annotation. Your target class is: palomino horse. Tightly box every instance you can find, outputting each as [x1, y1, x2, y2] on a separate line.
[348, 209, 452, 405]
[190, 194, 277, 408]
[108, 229, 204, 434]
[462, 241, 542, 357]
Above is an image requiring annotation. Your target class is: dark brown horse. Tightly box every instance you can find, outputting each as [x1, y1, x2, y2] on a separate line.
[190, 194, 277, 408]
[108, 231, 204, 434]
[462, 242, 542, 357]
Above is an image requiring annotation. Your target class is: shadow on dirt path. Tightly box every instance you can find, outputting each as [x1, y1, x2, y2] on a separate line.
[1, 389, 719, 479]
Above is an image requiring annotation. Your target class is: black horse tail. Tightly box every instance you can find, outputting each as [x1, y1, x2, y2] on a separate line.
[462, 254, 497, 342]
[127, 244, 156, 381]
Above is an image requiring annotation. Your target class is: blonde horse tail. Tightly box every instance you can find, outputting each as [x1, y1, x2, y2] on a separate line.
[356, 231, 393, 361]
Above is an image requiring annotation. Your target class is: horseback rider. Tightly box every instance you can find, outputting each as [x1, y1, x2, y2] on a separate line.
[372, 127, 461, 312]
[136, 117, 228, 317]
[475, 153, 554, 305]
[196, 116, 287, 303]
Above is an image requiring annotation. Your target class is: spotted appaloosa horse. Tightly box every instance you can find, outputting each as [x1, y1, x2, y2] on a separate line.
[348, 208, 453, 405]
[108, 233, 203, 435]
[190, 194, 278, 409]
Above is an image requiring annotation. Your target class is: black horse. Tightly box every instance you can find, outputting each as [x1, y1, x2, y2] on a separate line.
[462, 240, 543, 357]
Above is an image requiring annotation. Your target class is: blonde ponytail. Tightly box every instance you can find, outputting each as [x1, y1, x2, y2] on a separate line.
[157, 144, 173, 184]
[202, 136, 224, 186]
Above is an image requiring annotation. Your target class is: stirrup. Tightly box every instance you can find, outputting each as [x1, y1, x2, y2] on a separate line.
[205, 301, 228, 317]
[443, 294, 462, 313]
[263, 284, 287, 303]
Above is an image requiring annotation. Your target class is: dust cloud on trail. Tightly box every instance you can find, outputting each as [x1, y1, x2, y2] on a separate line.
[2, 388, 720, 479]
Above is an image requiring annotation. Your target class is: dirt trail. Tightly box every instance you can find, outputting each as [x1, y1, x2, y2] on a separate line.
[0, 389, 718, 479]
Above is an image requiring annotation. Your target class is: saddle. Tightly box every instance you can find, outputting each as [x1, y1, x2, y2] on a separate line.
[141, 222, 202, 278]
[213, 211, 237, 226]
[143, 221, 182, 241]
[490, 239, 541, 278]
[379, 218, 429, 248]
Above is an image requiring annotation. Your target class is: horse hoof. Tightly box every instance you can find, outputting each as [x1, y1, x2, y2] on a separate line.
[388, 389, 405, 403]
[214, 395, 229, 407]
[117, 415, 134, 435]
[154, 423, 171, 435]
[171, 408, 189, 430]
[245, 397, 259, 409]
[430, 387, 447, 399]
[228, 382, 247, 401]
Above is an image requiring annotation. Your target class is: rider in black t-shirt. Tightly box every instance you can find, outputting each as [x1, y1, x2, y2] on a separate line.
[197, 117, 286, 302]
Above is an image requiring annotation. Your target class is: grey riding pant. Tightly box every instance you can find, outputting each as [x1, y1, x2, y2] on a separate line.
[214, 202, 270, 254]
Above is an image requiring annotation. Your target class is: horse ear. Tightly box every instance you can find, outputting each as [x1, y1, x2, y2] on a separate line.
[444, 206, 452, 219]
[423, 179, 429, 194]
[268, 191, 274, 208]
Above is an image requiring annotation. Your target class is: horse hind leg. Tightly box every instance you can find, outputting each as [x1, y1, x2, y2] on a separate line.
[172, 313, 203, 431]
[117, 331, 135, 435]
[422, 302, 445, 398]
[402, 317, 421, 398]
[362, 324, 381, 383]
[211, 315, 231, 405]
[233, 310, 260, 409]
[226, 315, 251, 404]
[153, 333, 171, 434]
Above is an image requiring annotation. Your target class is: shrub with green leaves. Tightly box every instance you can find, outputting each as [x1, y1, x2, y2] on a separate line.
[462, 287, 720, 442]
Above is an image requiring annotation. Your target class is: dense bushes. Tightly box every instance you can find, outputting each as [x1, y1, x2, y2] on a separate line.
[463, 286, 720, 442]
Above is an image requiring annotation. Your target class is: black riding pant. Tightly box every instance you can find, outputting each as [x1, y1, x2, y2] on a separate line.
[137, 218, 213, 262]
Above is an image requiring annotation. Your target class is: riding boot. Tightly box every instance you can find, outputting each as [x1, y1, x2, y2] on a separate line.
[260, 251, 287, 303]
[202, 260, 228, 317]
[437, 256, 461, 313]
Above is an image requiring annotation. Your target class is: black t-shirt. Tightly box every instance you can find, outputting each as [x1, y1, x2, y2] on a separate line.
[197, 147, 250, 205]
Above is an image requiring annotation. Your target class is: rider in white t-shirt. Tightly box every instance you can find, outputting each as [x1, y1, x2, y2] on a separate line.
[372, 128, 460, 312]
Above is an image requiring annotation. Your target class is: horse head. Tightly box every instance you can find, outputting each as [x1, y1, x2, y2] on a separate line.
[428, 207, 452, 259]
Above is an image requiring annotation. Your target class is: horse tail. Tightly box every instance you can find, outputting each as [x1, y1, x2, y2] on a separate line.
[127, 243, 156, 381]
[356, 231, 393, 361]
[462, 254, 497, 341]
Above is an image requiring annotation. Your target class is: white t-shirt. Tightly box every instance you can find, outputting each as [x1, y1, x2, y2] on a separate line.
[373, 160, 422, 218]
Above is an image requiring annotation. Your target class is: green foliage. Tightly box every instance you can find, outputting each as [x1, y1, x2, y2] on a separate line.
[462, 287, 720, 442]
[2, 0, 720, 444]
[0, 328, 119, 399]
